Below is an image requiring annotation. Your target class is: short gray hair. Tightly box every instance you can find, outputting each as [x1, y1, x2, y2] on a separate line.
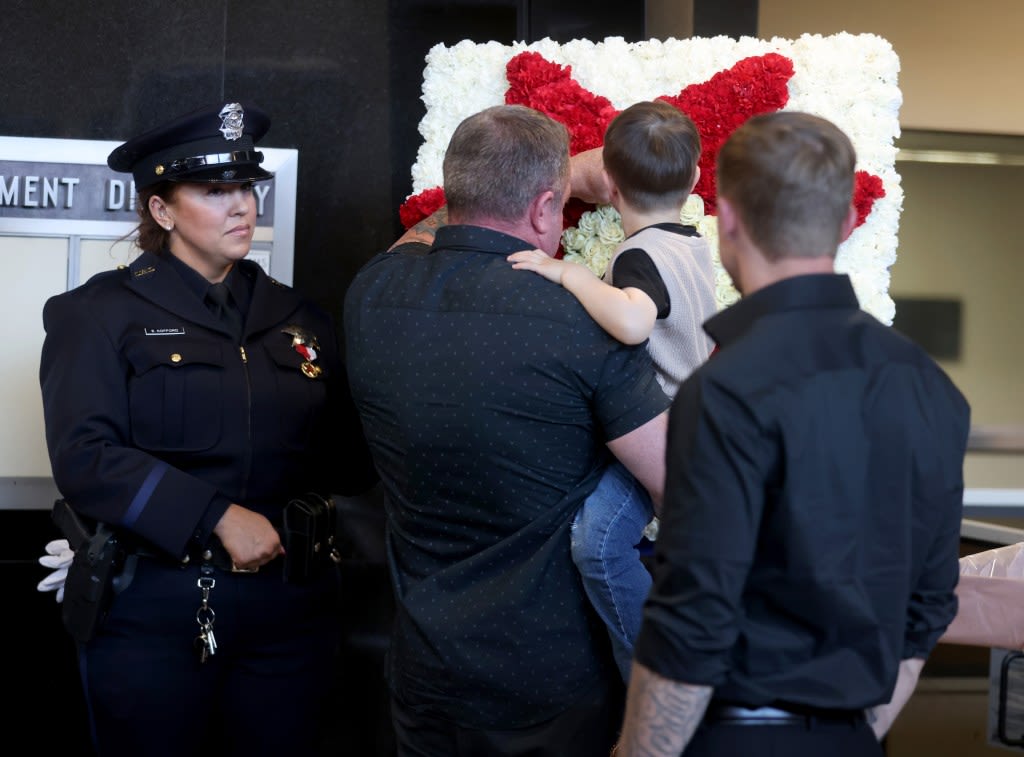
[442, 105, 570, 222]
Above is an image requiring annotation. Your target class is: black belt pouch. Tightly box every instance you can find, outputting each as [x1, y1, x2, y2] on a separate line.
[282, 492, 338, 583]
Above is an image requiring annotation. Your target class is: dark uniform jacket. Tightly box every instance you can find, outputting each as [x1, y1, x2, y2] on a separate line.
[40, 251, 376, 560]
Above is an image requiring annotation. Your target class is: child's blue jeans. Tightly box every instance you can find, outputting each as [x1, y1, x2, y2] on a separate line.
[570, 460, 654, 683]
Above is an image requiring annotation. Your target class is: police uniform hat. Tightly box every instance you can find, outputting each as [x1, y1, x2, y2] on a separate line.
[107, 101, 274, 189]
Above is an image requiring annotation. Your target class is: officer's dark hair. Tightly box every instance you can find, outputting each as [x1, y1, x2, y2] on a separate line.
[133, 183, 179, 254]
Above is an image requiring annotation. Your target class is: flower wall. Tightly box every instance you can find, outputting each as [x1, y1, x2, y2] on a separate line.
[403, 33, 903, 323]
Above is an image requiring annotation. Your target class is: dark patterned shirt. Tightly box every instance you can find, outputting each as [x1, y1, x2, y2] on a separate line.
[344, 224, 671, 728]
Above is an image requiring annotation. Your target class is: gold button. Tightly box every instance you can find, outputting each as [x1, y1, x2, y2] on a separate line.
[170, 353, 182, 363]
[203, 549, 213, 561]
[155, 165, 165, 176]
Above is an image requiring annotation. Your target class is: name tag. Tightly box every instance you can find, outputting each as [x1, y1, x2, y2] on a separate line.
[144, 327, 186, 336]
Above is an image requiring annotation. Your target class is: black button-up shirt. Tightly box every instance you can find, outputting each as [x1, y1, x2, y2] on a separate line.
[635, 273, 970, 710]
[344, 224, 671, 728]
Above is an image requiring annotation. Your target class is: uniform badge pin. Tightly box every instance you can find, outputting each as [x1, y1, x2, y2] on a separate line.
[283, 325, 321, 378]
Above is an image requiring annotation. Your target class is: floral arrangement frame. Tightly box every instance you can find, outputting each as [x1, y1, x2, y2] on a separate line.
[401, 33, 903, 324]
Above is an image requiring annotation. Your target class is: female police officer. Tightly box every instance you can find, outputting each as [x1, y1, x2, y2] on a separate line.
[38, 101, 377, 757]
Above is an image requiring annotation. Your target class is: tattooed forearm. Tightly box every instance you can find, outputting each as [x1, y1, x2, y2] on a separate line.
[389, 206, 448, 250]
[614, 663, 713, 757]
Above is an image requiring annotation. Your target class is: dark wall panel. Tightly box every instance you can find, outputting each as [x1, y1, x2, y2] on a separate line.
[695, 0, 759, 37]
[1, 1, 393, 321]
[388, 1, 520, 236]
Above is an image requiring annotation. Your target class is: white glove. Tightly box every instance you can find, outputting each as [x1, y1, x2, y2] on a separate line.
[37, 538, 74, 603]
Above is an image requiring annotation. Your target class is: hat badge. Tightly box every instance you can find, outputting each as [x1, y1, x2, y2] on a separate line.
[218, 102, 245, 141]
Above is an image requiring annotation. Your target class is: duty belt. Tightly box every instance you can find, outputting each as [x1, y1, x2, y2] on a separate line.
[133, 536, 248, 573]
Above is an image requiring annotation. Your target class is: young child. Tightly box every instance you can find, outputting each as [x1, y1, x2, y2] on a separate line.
[508, 100, 717, 682]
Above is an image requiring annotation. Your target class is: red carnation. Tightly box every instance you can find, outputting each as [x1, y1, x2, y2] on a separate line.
[399, 186, 446, 230]
[505, 52, 618, 155]
[853, 171, 886, 227]
[659, 52, 794, 214]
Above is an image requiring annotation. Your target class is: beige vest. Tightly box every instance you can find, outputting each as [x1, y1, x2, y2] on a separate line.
[605, 226, 717, 397]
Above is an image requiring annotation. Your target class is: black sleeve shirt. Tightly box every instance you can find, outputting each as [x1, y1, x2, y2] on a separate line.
[634, 273, 970, 710]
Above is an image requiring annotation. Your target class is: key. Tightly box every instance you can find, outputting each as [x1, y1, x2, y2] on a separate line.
[204, 624, 218, 656]
[195, 631, 210, 664]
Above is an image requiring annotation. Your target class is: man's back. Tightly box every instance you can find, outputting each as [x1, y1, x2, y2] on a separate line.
[643, 272, 969, 709]
[344, 225, 670, 728]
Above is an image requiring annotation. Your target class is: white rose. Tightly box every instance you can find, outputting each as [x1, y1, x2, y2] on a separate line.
[596, 214, 625, 246]
[680, 195, 706, 226]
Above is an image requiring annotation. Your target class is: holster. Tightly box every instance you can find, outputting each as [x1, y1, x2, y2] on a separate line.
[282, 492, 339, 583]
[51, 497, 92, 551]
[52, 499, 126, 644]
